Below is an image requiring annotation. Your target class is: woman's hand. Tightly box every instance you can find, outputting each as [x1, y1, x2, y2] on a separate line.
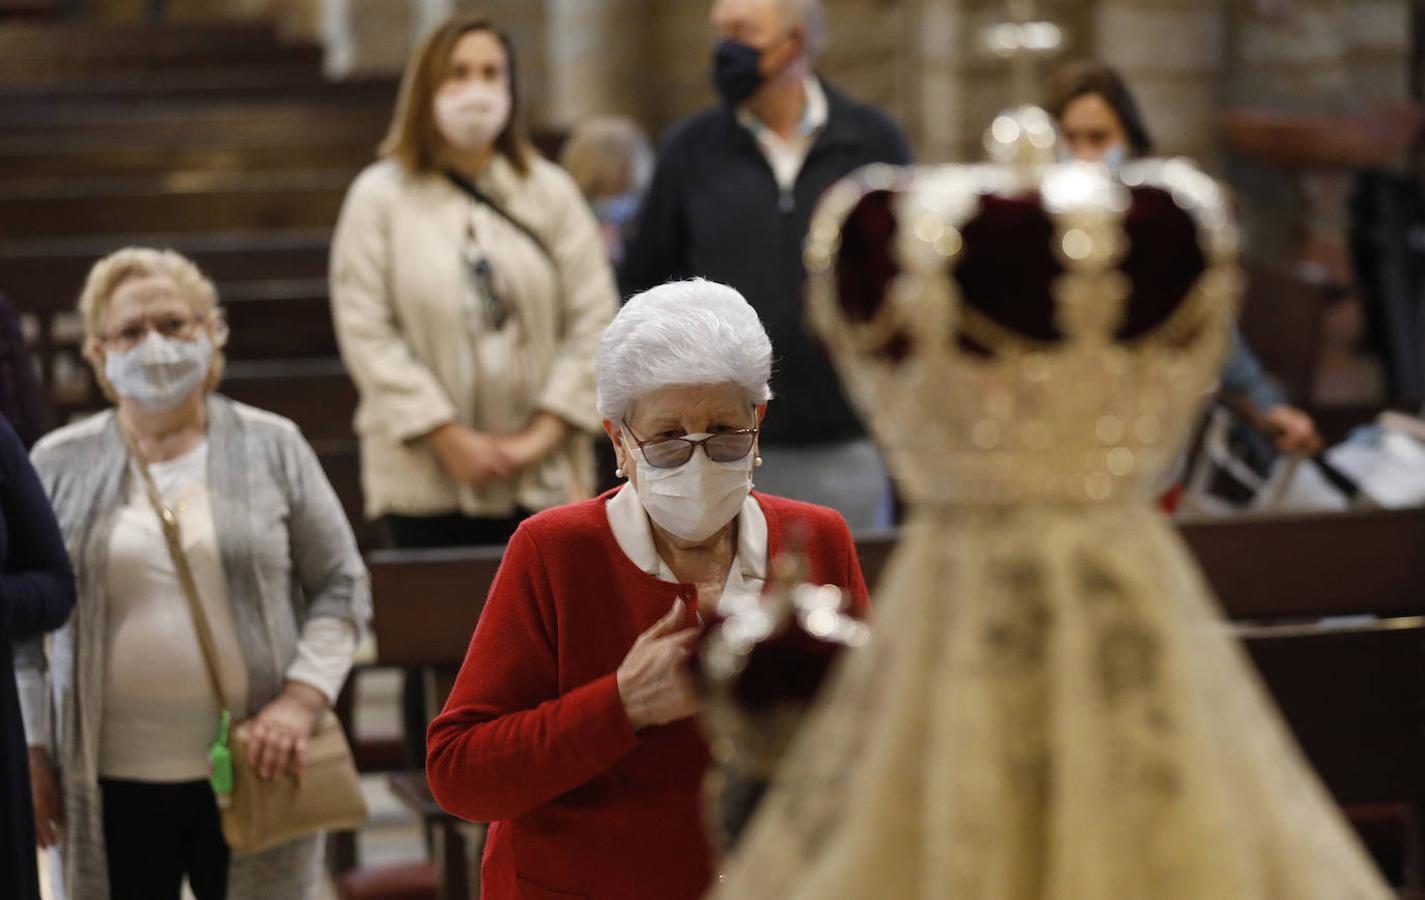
[495, 413, 569, 470]
[617, 600, 700, 731]
[1263, 404, 1323, 455]
[242, 682, 327, 781]
[28, 747, 62, 848]
[428, 423, 516, 487]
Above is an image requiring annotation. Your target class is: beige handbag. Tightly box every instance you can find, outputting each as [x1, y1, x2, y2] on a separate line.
[125, 432, 368, 855]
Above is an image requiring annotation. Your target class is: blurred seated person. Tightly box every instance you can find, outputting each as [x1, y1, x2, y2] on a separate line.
[426, 279, 869, 900]
[1045, 59, 1322, 456]
[559, 116, 653, 265]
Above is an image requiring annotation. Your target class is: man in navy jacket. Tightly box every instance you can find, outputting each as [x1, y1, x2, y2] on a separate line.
[621, 0, 911, 531]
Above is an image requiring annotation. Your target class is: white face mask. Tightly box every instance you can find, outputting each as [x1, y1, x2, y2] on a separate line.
[104, 332, 212, 412]
[628, 433, 754, 543]
[434, 81, 511, 153]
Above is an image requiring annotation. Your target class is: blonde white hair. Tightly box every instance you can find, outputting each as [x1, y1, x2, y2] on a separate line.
[79, 247, 229, 402]
[596, 279, 773, 422]
[781, 0, 824, 56]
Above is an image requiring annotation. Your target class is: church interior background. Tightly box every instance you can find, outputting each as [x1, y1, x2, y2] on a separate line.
[3, 0, 1424, 898]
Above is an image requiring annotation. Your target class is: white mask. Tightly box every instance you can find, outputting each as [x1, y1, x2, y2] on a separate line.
[629, 433, 753, 543]
[434, 81, 511, 152]
[104, 332, 212, 411]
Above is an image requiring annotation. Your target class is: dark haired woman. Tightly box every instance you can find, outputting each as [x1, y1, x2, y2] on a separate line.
[1045, 60, 1322, 456]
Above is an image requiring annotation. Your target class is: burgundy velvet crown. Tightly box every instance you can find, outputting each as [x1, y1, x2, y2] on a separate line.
[834, 183, 1210, 360]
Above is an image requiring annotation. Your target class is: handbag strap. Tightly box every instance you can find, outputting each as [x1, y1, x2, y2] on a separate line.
[443, 168, 556, 266]
[120, 429, 234, 714]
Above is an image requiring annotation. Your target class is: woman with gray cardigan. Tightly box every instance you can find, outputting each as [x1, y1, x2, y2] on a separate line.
[19, 248, 370, 900]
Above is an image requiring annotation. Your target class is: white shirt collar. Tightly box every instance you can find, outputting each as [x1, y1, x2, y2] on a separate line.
[605, 483, 768, 599]
[736, 75, 828, 140]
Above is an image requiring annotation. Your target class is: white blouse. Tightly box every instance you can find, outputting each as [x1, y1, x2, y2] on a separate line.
[100, 442, 249, 780]
[605, 483, 768, 612]
[18, 441, 356, 782]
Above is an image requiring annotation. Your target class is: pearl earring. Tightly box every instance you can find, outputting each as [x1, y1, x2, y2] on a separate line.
[754, 456, 763, 468]
[615, 466, 625, 478]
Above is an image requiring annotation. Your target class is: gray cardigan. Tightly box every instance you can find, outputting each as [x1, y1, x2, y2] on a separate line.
[18, 395, 370, 899]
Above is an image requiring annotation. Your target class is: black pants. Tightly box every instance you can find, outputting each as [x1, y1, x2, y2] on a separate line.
[382, 511, 528, 765]
[381, 510, 527, 549]
[100, 778, 228, 900]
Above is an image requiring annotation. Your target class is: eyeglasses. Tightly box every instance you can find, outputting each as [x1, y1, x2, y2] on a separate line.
[102, 314, 205, 351]
[463, 226, 510, 331]
[623, 420, 758, 469]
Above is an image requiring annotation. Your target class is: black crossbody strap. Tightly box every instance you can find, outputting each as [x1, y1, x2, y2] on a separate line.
[444, 169, 556, 266]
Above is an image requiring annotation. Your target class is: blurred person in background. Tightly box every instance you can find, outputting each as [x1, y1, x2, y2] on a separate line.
[22, 248, 368, 900]
[330, 11, 617, 770]
[560, 115, 654, 266]
[0, 294, 51, 450]
[0, 412, 74, 900]
[621, 0, 912, 532]
[330, 13, 616, 551]
[1045, 59, 1322, 456]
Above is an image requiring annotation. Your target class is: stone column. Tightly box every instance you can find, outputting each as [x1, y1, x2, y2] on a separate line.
[542, 0, 653, 131]
[322, 0, 416, 76]
[1093, 0, 1221, 164]
[904, 0, 964, 162]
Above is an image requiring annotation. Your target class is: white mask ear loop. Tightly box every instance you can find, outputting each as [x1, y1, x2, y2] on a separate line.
[615, 428, 630, 479]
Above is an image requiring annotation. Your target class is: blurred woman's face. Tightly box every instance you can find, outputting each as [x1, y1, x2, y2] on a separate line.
[97, 274, 215, 411]
[1059, 92, 1128, 163]
[101, 275, 204, 354]
[441, 30, 509, 97]
[433, 30, 511, 154]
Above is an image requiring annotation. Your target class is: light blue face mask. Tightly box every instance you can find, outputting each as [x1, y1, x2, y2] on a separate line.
[593, 192, 642, 230]
[1058, 143, 1127, 169]
[105, 332, 212, 411]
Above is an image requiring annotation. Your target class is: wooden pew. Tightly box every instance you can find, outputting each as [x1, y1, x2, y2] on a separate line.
[222, 279, 338, 360]
[354, 547, 507, 899]
[0, 144, 372, 185]
[363, 507, 1425, 893]
[0, 21, 282, 56]
[0, 230, 332, 308]
[0, 0, 57, 16]
[0, 0, 59, 17]
[0, 171, 353, 239]
[221, 358, 355, 443]
[0, 33, 324, 81]
[0, 100, 389, 137]
[0, 72, 396, 111]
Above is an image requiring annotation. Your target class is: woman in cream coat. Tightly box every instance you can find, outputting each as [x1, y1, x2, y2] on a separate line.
[330, 12, 618, 550]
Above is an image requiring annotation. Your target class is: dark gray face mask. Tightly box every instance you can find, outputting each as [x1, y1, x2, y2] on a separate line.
[711, 39, 766, 107]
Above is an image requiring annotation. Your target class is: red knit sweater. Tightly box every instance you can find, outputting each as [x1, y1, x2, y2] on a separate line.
[426, 490, 869, 900]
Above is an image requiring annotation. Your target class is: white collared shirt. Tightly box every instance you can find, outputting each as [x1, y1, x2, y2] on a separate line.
[736, 75, 829, 194]
[605, 483, 768, 612]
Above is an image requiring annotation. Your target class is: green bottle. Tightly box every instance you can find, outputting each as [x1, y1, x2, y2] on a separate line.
[209, 710, 233, 805]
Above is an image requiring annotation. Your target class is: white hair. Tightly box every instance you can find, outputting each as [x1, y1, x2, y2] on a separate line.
[596, 279, 774, 422]
[780, 0, 824, 57]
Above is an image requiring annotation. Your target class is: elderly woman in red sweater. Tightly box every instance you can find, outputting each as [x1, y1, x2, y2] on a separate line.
[427, 278, 870, 899]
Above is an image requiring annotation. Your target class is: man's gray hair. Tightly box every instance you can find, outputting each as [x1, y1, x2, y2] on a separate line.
[781, 0, 825, 56]
[596, 279, 774, 422]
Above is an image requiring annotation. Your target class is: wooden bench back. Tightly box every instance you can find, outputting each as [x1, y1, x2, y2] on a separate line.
[366, 508, 1425, 808]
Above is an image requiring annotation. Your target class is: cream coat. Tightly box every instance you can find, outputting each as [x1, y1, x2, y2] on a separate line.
[329, 154, 617, 518]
